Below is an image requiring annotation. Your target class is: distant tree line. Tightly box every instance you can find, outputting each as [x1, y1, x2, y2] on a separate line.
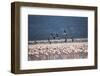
[48, 30, 74, 44]
[33, 29, 74, 44]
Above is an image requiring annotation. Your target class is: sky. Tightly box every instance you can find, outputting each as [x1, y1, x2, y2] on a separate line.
[28, 15, 88, 41]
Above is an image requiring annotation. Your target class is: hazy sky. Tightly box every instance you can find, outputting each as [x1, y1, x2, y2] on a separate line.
[28, 15, 88, 41]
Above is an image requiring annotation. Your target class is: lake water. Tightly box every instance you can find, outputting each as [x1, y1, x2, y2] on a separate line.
[28, 15, 88, 41]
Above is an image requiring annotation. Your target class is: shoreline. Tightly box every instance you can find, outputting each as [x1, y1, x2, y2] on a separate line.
[28, 38, 88, 44]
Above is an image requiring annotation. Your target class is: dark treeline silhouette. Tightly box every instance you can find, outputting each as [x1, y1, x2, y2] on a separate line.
[47, 30, 73, 44]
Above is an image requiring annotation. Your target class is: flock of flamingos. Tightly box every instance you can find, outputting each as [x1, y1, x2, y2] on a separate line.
[28, 42, 88, 60]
